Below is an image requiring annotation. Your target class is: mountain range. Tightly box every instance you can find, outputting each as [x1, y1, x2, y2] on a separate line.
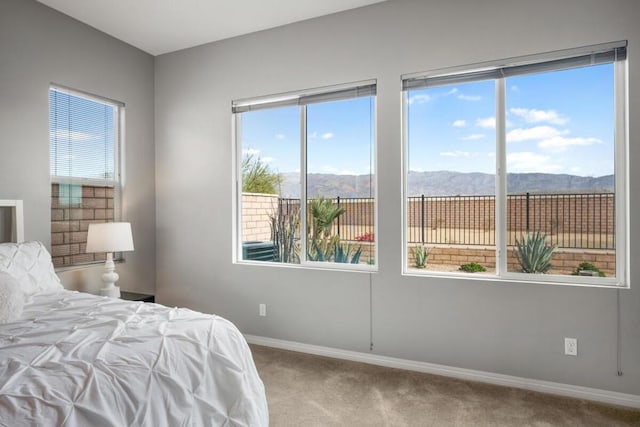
[279, 171, 614, 198]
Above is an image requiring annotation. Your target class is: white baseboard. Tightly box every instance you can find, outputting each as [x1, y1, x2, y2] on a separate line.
[245, 334, 640, 409]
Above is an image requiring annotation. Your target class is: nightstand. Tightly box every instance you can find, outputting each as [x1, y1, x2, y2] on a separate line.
[120, 291, 155, 303]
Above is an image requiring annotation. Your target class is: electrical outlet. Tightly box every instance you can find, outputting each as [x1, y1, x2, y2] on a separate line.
[259, 304, 266, 317]
[564, 337, 577, 356]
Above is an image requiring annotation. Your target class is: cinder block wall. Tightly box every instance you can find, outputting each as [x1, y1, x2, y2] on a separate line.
[51, 183, 115, 267]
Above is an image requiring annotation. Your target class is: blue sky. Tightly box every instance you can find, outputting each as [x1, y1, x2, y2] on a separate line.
[408, 63, 614, 177]
[241, 63, 614, 181]
[240, 97, 375, 175]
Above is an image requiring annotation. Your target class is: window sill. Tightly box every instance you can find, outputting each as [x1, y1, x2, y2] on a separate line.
[54, 258, 125, 273]
[234, 259, 377, 274]
[401, 268, 627, 289]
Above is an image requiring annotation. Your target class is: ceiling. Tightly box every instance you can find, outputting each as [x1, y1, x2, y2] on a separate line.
[37, 0, 387, 56]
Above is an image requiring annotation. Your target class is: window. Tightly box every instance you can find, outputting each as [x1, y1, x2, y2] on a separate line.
[49, 87, 123, 268]
[234, 81, 376, 269]
[403, 42, 627, 286]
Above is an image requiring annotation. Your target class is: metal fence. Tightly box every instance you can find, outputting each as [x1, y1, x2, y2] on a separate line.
[278, 197, 374, 242]
[278, 192, 615, 250]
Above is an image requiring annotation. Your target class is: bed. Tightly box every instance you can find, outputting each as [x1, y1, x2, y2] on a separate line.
[0, 241, 268, 427]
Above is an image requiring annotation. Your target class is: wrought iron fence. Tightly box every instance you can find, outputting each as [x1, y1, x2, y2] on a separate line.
[278, 193, 614, 249]
[278, 197, 374, 242]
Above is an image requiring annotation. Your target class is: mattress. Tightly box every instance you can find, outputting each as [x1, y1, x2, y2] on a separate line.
[0, 290, 268, 427]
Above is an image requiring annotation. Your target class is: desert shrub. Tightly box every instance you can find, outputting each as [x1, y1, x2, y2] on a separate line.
[459, 262, 486, 273]
[571, 262, 605, 277]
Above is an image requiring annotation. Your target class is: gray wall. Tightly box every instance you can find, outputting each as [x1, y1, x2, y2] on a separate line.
[155, 0, 640, 395]
[0, 0, 156, 294]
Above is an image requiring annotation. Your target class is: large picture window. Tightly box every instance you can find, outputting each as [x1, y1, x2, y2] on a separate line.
[403, 42, 627, 286]
[234, 82, 376, 269]
[49, 87, 122, 268]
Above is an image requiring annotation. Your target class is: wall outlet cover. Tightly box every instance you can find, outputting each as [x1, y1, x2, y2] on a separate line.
[564, 337, 578, 356]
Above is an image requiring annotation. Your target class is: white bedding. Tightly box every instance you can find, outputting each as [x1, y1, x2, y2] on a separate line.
[0, 290, 268, 427]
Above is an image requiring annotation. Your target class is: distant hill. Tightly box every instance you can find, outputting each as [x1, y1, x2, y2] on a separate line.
[278, 171, 614, 198]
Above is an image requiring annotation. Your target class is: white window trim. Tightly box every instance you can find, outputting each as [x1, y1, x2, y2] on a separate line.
[401, 42, 629, 288]
[49, 85, 125, 270]
[233, 80, 378, 272]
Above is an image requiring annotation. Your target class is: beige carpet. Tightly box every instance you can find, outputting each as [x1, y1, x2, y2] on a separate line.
[250, 344, 640, 426]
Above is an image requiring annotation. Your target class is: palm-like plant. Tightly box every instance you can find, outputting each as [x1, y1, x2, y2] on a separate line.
[308, 197, 345, 240]
[514, 231, 556, 273]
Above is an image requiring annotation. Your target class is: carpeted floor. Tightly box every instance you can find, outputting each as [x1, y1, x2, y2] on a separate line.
[250, 344, 640, 426]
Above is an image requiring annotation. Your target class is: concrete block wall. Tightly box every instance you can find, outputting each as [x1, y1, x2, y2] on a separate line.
[51, 183, 115, 267]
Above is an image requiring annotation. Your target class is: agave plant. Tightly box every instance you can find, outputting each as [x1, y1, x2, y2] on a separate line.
[514, 231, 556, 273]
[333, 241, 363, 264]
[412, 244, 431, 268]
[307, 235, 340, 262]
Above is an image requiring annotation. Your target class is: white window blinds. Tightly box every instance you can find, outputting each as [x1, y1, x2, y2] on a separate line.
[403, 41, 627, 90]
[49, 87, 119, 184]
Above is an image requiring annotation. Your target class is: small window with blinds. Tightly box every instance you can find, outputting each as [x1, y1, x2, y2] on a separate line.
[49, 86, 122, 268]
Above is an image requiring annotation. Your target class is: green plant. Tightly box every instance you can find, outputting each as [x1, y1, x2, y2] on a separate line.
[308, 197, 345, 240]
[514, 231, 556, 273]
[571, 262, 605, 277]
[242, 154, 282, 194]
[270, 209, 300, 263]
[459, 262, 486, 273]
[333, 241, 363, 264]
[307, 235, 340, 262]
[412, 245, 431, 268]
[305, 197, 352, 263]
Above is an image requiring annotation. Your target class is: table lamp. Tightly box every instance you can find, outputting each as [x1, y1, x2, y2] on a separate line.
[86, 222, 134, 298]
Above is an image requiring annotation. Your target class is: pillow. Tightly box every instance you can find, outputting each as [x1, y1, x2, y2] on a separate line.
[0, 270, 25, 323]
[0, 241, 63, 295]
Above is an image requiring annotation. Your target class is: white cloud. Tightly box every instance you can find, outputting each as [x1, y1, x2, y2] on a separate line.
[440, 150, 471, 157]
[452, 119, 467, 127]
[510, 85, 519, 92]
[51, 129, 94, 141]
[507, 152, 563, 173]
[321, 132, 334, 140]
[275, 133, 285, 140]
[408, 94, 432, 105]
[458, 94, 482, 101]
[510, 108, 568, 125]
[476, 117, 496, 129]
[242, 148, 260, 156]
[460, 133, 485, 141]
[260, 157, 274, 164]
[445, 88, 459, 95]
[538, 136, 602, 153]
[506, 126, 568, 142]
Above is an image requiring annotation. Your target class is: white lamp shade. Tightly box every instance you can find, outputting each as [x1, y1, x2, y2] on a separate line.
[86, 222, 134, 253]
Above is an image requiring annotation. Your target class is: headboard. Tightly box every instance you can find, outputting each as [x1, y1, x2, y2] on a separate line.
[0, 200, 24, 243]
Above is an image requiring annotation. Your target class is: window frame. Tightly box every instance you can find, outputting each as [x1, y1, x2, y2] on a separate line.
[401, 42, 629, 288]
[232, 80, 378, 272]
[49, 84, 125, 270]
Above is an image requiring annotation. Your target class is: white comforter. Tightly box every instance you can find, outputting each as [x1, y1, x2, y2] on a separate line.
[0, 291, 268, 427]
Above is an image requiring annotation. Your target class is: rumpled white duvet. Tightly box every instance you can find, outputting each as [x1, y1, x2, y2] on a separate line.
[0, 290, 268, 427]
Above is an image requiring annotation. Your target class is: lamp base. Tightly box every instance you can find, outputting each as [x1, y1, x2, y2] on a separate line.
[100, 285, 121, 298]
[99, 253, 121, 298]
